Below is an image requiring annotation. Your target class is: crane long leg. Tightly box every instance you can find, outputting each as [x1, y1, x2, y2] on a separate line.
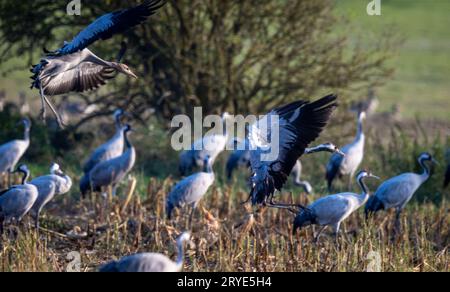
[314, 226, 327, 244]
[394, 209, 402, 234]
[42, 94, 66, 128]
[332, 222, 341, 247]
[188, 207, 196, 230]
[39, 84, 47, 122]
[33, 213, 40, 230]
[39, 84, 66, 128]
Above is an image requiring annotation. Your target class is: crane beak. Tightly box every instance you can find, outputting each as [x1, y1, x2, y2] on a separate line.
[370, 175, 381, 180]
[128, 71, 138, 79]
[432, 158, 440, 165]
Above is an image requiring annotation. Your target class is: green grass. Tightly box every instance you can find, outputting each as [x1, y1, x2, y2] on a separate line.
[335, 0, 450, 120]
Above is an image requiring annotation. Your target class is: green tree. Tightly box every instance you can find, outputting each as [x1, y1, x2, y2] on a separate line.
[0, 0, 395, 125]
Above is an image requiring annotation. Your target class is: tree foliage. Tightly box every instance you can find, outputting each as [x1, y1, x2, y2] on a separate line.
[0, 0, 395, 125]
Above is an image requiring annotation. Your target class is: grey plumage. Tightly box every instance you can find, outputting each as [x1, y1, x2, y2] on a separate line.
[31, 49, 136, 127]
[365, 153, 437, 229]
[82, 110, 126, 174]
[100, 232, 190, 272]
[85, 125, 136, 195]
[0, 165, 38, 234]
[291, 143, 345, 194]
[167, 156, 215, 225]
[326, 112, 366, 192]
[29, 163, 72, 228]
[294, 170, 379, 243]
[0, 119, 31, 182]
[248, 95, 338, 207]
[179, 113, 232, 176]
[291, 161, 313, 194]
[80, 110, 127, 197]
[31, 1, 166, 127]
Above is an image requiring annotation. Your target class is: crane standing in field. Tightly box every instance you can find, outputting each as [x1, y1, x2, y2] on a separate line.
[365, 152, 438, 231]
[29, 163, 72, 229]
[293, 170, 379, 244]
[179, 113, 232, 176]
[167, 156, 215, 228]
[99, 232, 191, 272]
[79, 109, 127, 197]
[326, 111, 366, 192]
[81, 125, 136, 197]
[291, 143, 345, 194]
[0, 118, 31, 187]
[0, 165, 38, 235]
[248, 94, 338, 208]
[30, 0, 166, 127]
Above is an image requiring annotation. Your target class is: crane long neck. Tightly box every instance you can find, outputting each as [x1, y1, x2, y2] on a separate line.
[85, 51, 114, 67]
[21, 170, 30, 184]
[204, 160, 213, 174]
[124, 131, 132, 149]
[115, 115, 122, 131]
[357, 176, 370, 204]
[305, 144, 329, 154]
[24, 125, 30, 141]
[356, 116, 364, 141]
[419, 158, 431, 178]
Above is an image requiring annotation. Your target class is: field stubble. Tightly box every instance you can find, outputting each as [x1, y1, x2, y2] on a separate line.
[0, 174, 448, 272]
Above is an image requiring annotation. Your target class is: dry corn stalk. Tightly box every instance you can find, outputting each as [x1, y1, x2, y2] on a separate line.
[122, 175, 137, 214]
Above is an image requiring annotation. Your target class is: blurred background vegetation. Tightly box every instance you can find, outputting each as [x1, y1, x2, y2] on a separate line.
[0, 0, 448, 203]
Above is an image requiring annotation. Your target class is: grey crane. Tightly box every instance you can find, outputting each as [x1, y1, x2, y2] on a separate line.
[29, 163, 73, 228]
[291, 143, 345, 194]
[326, 111, 366, 192]
[81, 125, 136, 197]
[293, 170, 379, 243]
[179, 113, 232, 176]
[100, 232, 190, 272]
[30, 0, 166, 127]
[0, 118, 31, 187]
[226, 141, 344, 186]
[248, 94, 338, 208]
[79, 109, 127, 197]
[0, 165, 39, 235]
[167, 156, 215, 228]
[82, 109, 127, 174]
[365, 152, 438, 230]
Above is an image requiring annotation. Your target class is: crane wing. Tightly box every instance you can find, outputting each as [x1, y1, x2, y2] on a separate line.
[54, 0, 166, 56]
[42, 62, 115, 96]
[249, 94, 338, 204]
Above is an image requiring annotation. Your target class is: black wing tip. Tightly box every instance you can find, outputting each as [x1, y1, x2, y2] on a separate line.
[142, 0, 167, 13]
[308, 94, 339, 109]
